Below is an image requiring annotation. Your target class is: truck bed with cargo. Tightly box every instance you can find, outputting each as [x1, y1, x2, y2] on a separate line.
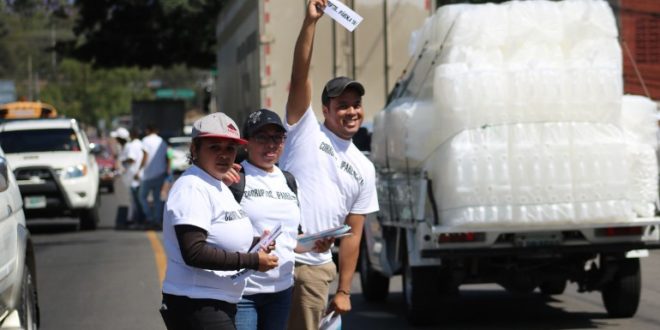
[360, 0, 660, 325]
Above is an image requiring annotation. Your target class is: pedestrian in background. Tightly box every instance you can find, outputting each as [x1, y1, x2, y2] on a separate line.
[160, 142, 177, 202]
[160, 112, 279, 330]
[280, 1, 379, 329]
[233, 109, 333, 330]
[139, 124, 169, 229]
[112, 127, 146, 227]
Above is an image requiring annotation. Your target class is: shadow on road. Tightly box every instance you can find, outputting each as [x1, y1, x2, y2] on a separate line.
[346, 287, 612, 329]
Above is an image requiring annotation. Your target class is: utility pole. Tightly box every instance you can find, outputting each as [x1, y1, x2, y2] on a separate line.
[51, 23, 57, 75]
[27, 55, 33, 101]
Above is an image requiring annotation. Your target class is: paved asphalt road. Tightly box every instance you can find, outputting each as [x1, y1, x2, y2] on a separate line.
[28, 180, 660, 330]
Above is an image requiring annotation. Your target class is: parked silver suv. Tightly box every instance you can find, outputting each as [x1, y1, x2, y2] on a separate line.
[0, 146, 39, 329]
[0, 118, 100, 230]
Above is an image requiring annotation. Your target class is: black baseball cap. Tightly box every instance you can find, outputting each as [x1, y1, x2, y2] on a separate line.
[321, 76, 365, 105]
[242, 109, 286, 138]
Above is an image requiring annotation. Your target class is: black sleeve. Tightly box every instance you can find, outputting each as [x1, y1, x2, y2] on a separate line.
[174, 224, 260, 271]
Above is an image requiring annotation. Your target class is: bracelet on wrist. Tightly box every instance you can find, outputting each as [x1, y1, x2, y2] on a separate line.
[336, 289, 351, 296]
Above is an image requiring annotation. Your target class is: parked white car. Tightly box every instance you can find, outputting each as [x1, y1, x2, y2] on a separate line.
[0, 146, 39, 329]
[0, 118, 100, 230]
[167, 136, 191, 175]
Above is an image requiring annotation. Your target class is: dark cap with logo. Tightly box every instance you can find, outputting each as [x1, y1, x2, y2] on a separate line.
[243, 109, 286, 139]
[321, 76, 365, 105]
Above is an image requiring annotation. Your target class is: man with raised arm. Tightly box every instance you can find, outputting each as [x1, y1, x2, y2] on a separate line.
[279, 1, 379, 329]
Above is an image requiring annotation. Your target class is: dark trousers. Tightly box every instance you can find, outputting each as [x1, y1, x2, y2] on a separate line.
[161, 293, 237, 330]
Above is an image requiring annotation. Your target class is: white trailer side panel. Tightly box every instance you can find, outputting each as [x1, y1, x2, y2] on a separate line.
[217, 0, 431, 124]
[216, 0, 261, 124]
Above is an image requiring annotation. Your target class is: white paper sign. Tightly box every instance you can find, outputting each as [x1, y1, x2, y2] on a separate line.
[324, 0, 363, 32]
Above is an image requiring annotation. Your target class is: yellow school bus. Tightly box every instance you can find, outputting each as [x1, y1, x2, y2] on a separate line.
[0, 101, 58, 119]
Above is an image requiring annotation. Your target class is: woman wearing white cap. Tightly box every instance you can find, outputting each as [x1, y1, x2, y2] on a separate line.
[159, 112, 279, 330]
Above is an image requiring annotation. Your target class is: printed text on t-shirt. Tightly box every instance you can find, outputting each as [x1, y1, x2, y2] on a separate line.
[244, 189, 297, 201]
[319, 141, 364, 186]
[225, 209, 248, 221]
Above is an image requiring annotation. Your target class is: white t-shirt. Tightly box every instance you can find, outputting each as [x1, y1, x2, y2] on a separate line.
[161, 165, 254, 303]
[239, 161, 301, 295]
[279, 106, 379, 265]
[119, 139, 144, 188]
[141, 133, 168, 180]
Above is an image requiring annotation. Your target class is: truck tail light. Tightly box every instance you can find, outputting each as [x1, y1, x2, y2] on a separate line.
[438, 232, 485, 243]
[595, 226, 643, 237]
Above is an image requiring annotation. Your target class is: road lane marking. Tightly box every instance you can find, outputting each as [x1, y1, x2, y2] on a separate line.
[146, 230, 166, 284]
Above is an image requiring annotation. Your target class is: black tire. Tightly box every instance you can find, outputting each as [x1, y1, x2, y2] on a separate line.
[359, 238, 390, 302]
[602, 258, 641, 318]
[79, 202, 99, 231]
[539, 279, 567, 296]
[402, 253, 437, 325]
[19, 265, 39, 330]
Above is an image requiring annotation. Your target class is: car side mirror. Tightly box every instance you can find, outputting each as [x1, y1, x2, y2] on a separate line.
[0, 156, 9, 192]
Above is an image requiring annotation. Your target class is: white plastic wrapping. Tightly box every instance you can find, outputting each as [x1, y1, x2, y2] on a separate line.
[370, 110, 387, 167]
[620, 94, 659, 217]
[626, 142, 657, 217]
[371, 0, 655, 227]
[370, 99, 436, 170]
[621, 94, 658, 148]
[423, 122, 633, 227]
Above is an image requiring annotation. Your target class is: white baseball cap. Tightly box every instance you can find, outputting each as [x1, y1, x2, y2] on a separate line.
[110, 127, 130, 140]
[191, 112, 248, 145]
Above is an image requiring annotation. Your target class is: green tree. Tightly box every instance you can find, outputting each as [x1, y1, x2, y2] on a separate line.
[0, 0, 75, 96]
[58, 0, 225, 69]
[40, 59, 153, 126]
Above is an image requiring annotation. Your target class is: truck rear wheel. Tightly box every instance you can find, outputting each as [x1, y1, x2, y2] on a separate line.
[359, 238, 389, 302]
[601, 258, 641, 318]
[403, 255, 437, 325]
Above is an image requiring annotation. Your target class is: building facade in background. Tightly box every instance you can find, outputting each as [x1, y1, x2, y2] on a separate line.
[614, 0, 660, 101]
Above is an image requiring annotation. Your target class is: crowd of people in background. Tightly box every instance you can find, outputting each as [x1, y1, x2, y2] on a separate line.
[110, 124, 169, 230]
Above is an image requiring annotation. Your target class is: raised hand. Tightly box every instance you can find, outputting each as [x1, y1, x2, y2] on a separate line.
[307, 0, 327, 21]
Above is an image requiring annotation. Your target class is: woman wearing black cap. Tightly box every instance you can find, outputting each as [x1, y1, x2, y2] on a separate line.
[233, 109, 332, 330]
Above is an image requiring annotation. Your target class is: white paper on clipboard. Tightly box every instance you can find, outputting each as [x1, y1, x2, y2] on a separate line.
[324, 0, 363, 32]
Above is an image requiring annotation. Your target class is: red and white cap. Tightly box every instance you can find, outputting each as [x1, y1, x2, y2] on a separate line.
[191, 112, 248, 145]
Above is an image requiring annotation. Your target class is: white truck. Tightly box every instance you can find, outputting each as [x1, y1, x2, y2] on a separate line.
[0, 118, 101, 230]
[360, 0, 660, 325]
[215, 0, 432, 124]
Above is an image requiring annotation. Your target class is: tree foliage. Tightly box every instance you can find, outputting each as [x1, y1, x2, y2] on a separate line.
[0, 0, 75, 94]
[40, 59, 154, 126]
[1, 1, 210, 128]
[58, 0, 225, 69]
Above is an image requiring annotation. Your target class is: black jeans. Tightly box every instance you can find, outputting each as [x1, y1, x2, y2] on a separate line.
[161, 293, 237, 330]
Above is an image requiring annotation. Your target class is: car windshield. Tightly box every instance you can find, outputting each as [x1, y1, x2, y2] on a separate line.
[0, 128, 81, 153]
